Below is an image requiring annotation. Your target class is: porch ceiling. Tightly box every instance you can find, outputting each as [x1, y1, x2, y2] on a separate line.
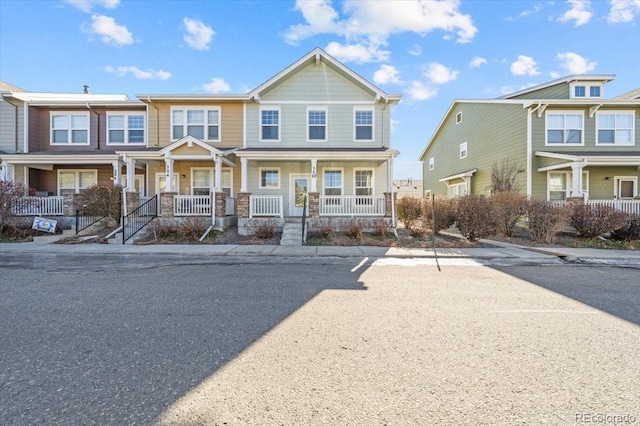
[536, 151, 640, 167]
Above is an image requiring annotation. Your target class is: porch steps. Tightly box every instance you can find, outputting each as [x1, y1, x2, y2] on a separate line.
[280, 221, 305, 246]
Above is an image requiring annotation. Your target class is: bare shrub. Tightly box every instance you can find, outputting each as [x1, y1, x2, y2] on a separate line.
[454, 195, 497, 241]
[180, 217, 208, 240]
[527, 200, 570, 244]
[611, 214, 640, 241]
[491, 158, 522, 193]
[570, 204, 629, 238]
[372, 219, 391, 238]
[491, 191, 528, 237]
[0, 180, 30, 235]
[407, 222, 427, 238]
[316, 219, 335, 239]
[423, 197, 455, 235]
[150, 220, 180, 240]
[248, 219, 278, 239]
[345, 219, 363, 240]
[396, 196, 423, 230]
[77, 184, 123, 224]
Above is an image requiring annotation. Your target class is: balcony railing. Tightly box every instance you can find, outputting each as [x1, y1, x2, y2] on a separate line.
[12, 196, 64, 216]
[250, 195, 283, 218]
[174, 195, 212, 216]
[320, 195, 385, 216]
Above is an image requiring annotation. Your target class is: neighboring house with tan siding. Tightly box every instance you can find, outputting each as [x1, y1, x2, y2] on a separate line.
[419, 75, 640, 212]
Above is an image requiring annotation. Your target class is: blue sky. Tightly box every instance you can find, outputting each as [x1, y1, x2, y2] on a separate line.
[1, 0, 639, 179]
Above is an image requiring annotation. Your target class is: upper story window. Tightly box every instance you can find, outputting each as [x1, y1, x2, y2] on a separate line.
[308, 108, 327, 141]
[596, 112, 634, 145]
[460, 142, 468, 159]
[51, 113, 89, 145]
[428, 157, 435, 171]
[456, 112, 462, 124]
[107, 113, 145, 144]
[571, 82, 603, 99]
[171, 108, 220, 141]
[546, 112, 584, 145]
[260, 108, 280, 141]
[354, 108, 373, 141]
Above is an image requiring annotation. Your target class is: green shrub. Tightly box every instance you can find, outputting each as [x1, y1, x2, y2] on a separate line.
[491, 191, 528, 237]
[570, 204, 629, 238]
[455, 195, 497, 241]
[527, 200, 570, 244]
[396, 196, 423, 230]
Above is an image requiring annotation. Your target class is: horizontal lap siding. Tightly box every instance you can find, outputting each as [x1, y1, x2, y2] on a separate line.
[510, 84, 569, 100]
[0, 99, 18, 153]
[423, 103, 527, 196]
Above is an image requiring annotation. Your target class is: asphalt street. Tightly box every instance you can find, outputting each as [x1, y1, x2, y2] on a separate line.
[1, 257, 638, 425]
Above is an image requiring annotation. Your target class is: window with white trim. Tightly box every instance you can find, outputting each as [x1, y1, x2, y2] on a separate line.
[460, 142, 468, 159]
[51, 113, 89, 145]
[308, 108, 327, 141]
[191, 168, 214, 195]
[259, 168, 280, 189]
[220, 169, 233, 196]
[428, 157, 434, 171]
[546, 112, 583, 145]
[107, 113, 145, 144]
[354, 169, 373, 205]
[447, 182, 467, 198]
[58, 170, 97, 195]
[260, 108, 280, 141]
[456, 112, 462, 124]
[596, 112, 634, 145]
[171, 108, 220, 141]
[354, 108, 373, 141]
[571, 82, 603, 99]
[547, 171, 589, 201]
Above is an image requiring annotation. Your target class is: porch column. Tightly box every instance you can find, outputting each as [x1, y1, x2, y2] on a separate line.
[4, 163, 15, 182]
[240, 158, 247, 192]
[310, 159, 317, 192]
[126, 158, 136, 191]
[214, 156, 222, 191]
[570, 161, 584, 197]
[164, 158, 174, 192]
[112, 160, 122, 186]
[23, 166, 29, 190]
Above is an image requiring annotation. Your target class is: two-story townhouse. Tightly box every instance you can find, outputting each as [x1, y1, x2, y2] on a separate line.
[0, 88, 148, 216]
[234, 48, 401, 233]
[419, 75, 640, 211]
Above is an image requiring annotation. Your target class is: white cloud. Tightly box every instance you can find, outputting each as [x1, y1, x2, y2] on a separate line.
[425, 63, 459, 84]
[408, 44, 422, 56]
[470, 56, 487, 68]
[406, 81, 438, 101]
[510, 55, 540, 76]
[203, 78, 231, 93]
[65, 0, 119, 13]
[607, 0, 640, 23]
[89, 14, 133, 46]
[373, 64, 402, 85]
[105, 65, 171, 80]
[284, 0, 478, 53]
[556, 52, 597, 74]
[325, 41, 390, 63]
[558, 0, 593, 26]
[183, 18, 215, 50]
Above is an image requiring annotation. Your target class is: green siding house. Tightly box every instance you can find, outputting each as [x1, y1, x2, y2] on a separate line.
[419, 75, 640, 212]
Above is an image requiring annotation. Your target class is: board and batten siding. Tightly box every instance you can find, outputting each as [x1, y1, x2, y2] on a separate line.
[423, 103, 528, 196]
[148, 101, 244, 149]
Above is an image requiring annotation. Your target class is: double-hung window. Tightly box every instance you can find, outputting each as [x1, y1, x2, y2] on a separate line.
[354, 108, 373, 141]
[323, 169, 342, 205]
[260, 108, 280, 141]
[596, 112, 634, 145]
[308, 108, 327, 141]
[58, 170, 97, 195]
[428, 157, 435, 171]
[460, 142, 468, 159]
[171, 108, 220, 141]
[355, 169, 373, 205]
[546, 112, 583, 145]
[51, 113, 89, 145]
[259, 168, 280, 189]
[191, 168, 213, 195]
[548, 171, 589, 201]
[107, 113, 145, 144]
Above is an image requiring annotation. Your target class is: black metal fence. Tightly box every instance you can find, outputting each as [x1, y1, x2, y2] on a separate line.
[122, 195, 158, 244]
[75, 210, 105, 234]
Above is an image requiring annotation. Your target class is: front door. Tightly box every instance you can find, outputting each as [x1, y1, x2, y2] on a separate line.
[618, 178, 636, 199]
[290, 174, 310, 216]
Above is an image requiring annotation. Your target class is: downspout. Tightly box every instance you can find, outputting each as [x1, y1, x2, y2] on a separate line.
[147, 97, 159, 146]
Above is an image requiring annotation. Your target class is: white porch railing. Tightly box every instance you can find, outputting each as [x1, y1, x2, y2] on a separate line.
[174, 195, 212, 216]
[250, 195, 283, 218]
[225, 195, 235, 216]
[587, 200, 640, 216]
[320, 195, 386, 216]
[12, 196, 64, 216]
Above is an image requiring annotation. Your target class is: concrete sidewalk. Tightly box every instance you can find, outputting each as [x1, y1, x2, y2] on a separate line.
[2, 240, 640, 265]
